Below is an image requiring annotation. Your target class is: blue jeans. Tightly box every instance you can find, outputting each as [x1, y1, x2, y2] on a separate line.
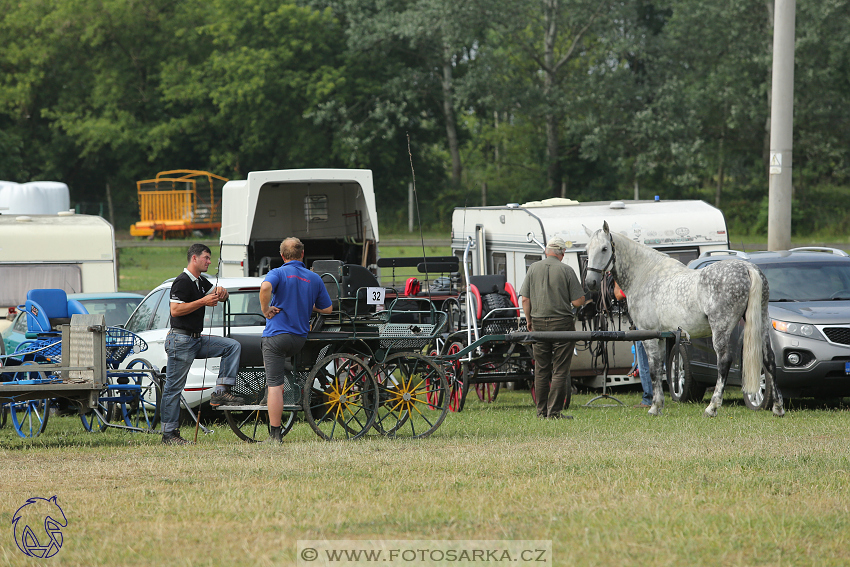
[635, 341, 653, 405]
[161, 332, 241, 433]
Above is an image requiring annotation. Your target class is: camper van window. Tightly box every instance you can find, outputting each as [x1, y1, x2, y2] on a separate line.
[524, 255, 541, 272]
[304, 195, 329, 222]
[492, 253, 507, 276]
[0, 264, 82, 306]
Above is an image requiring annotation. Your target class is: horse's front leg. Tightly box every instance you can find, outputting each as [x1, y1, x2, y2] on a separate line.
[643, 339, 665, 416]
[705, 348, 733, 417]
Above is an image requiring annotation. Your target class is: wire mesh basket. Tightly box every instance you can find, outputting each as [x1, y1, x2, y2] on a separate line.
[104, 327, 148, 365]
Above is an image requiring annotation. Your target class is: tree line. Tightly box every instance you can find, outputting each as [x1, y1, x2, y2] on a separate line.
[1, 0, 848, 235]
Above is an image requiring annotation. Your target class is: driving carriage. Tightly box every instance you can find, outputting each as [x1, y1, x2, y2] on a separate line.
[0, 289, 161, 438]
[218, 261, 452, 442]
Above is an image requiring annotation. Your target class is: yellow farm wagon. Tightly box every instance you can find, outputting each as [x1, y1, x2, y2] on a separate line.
[129, 170, 228, 238]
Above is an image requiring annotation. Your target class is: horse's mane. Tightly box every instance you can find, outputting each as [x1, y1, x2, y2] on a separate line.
[609, 232, 689, 285]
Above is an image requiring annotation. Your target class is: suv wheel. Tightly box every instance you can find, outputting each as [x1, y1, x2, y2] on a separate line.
[742, 366, 773, 410]
[667, 343, 706, 403]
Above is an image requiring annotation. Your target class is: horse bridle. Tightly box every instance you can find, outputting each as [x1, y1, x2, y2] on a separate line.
[586, 237, 616, 276]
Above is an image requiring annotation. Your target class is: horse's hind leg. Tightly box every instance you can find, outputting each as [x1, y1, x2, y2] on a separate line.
[704, 317, 739, 417]
[704, 354, 731, 417]
[764, 331, 785, 417]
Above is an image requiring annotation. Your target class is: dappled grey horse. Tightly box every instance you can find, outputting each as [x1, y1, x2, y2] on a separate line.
[583, 222, 784, 417]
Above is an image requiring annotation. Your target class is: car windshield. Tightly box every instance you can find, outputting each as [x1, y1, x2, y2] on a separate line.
[79, 298, 143, 327]
[202, 290, 265, 328]
[760, 262, 850, 301]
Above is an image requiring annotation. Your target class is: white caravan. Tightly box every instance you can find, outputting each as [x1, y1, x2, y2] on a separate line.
[451, 198, 730, 388]
[219, 169, 379, 277]
[0, 213, 117, 319]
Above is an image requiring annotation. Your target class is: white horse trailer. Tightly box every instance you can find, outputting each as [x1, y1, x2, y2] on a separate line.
[450, 198, 730, 388]
[219, 169, 379, 278]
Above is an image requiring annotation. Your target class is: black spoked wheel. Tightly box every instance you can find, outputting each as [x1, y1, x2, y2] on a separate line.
[373, 352, 449, 439]
[223, 367, 300, 443]
[667, 343, 706, 403]
[303, 353, 378, 441]
[224, 408, 296, 442]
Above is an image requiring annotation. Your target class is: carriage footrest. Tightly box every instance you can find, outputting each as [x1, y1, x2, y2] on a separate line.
[214, 404, 302, 411]
[12, 378, 61, 385]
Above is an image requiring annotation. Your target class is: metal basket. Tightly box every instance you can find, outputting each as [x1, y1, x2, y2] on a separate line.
[104, 327, 148, 365]
[14, 337, 63, 362]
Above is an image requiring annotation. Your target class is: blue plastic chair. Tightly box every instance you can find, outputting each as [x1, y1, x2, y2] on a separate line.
[24, 289, 88, 338]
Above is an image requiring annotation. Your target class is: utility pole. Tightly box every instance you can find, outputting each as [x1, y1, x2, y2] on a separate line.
[767, 0, 795, 251]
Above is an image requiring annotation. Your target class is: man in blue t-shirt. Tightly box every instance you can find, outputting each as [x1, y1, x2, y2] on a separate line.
[260, 237, 332, 442]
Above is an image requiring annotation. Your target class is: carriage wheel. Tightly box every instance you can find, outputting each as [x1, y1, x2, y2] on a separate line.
[426, 348, 444, 409]
[303, 353, 378, 441]
[9, 364, 50, 438]
[475, 380, 501, 403]
[79, 380, 113, 433]
[123, 358, 162, 431]
[373, 352, 449, 439]
[92, 383, 129, 431]
[743, 366, 774, 411]
[444, 342, 465, 412]
[225, 369, 301, 442]
[224, 408, 296, 443]
[457, 363, 474, 413]
[93, 358, 162, 432]
[667, 344, 706, 403]
[0, 404, 7, 429]
[10, 399, 50, 438]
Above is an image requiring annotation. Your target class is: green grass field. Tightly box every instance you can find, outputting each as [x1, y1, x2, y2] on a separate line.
[1, 391, 848, 566]
[117, 243, 452, 294]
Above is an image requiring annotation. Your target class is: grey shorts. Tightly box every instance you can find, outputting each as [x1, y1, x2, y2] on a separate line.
[261, 334, 307, 387]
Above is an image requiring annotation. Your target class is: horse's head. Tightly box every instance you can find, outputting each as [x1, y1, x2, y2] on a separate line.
[583, 221, 615, 292]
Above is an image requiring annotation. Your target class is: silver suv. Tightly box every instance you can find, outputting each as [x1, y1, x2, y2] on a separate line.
[673, 247, 850, 407]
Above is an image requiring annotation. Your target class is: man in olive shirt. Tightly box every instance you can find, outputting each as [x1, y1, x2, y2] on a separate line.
[519, 237, 585, 419]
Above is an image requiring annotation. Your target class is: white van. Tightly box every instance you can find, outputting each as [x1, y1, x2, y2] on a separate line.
[219, 169, 379, 277]
[0, 213, 117, 324]
[451, 198, 730, 388]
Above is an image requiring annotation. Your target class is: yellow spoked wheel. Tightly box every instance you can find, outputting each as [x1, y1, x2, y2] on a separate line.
[303, 353, 378, 441]
[373, 352, 449, 439]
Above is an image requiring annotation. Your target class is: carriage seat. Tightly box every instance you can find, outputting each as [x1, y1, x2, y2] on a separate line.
[312, 259, 344, 311]
[24, 288, 88, 337]
[341, 264, 380, 316]
[229, 333, 266, 368]
[467, 275, 519, 320]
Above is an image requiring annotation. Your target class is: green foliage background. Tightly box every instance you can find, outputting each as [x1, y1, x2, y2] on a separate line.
[1, 0, 848, 235]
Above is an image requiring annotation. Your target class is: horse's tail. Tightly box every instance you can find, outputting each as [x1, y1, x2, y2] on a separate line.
[742, 264, 764, 395]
